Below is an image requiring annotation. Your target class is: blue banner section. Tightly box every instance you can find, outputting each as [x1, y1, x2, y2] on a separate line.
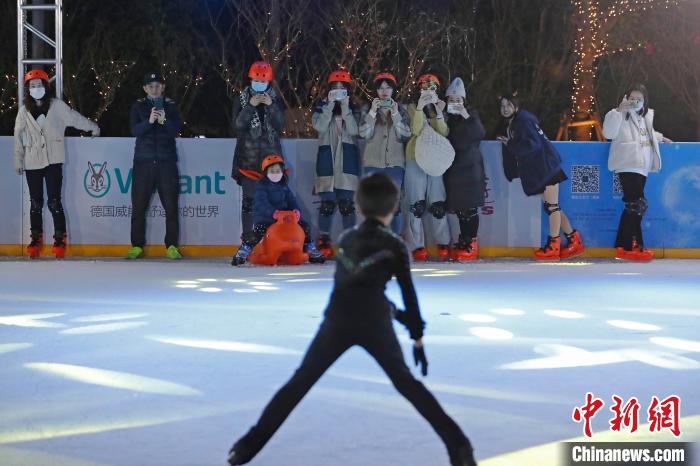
[548, 142, 700, 248]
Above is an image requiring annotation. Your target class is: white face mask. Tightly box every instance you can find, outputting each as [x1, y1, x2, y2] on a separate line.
[447, 103, 462, 114]
[267, 172, 283, 183]
[631, 99, 644, 111]
[29, 87, 46, 100]
[251, 81, 269, 93]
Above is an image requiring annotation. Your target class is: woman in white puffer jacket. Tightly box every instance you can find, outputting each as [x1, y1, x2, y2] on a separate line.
[603, 83, 672, 261]
[13, 69, 100, 258]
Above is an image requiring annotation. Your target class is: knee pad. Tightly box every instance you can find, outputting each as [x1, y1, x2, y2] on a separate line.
[543, 201, 561, 216]
[47, 198, 64, 215]
[241, 196, 254, 214]
[625, 197, 648, 216]
[409, 200, 426, 218]
[30, 198, 43, 214]
[319, 200, 336, 217]
[338, 199, 355, 217]
[428, 201, 447, 219]
[456, 208, 478, 220]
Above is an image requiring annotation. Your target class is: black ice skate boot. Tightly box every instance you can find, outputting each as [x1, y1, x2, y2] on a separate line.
[448, 440, 478, 466]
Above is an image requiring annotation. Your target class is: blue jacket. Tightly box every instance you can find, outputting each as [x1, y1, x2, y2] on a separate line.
[253, 177, 301, 225]
[130, 97, 182, 163]
[506, 110, 562, 196]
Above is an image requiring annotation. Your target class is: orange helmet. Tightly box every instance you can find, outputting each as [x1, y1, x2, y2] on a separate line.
[374, 72, 397, 85]
[417, 73, 440, 87]
[328, 70, 352, 84]
[261, 154, 285, 172]
[24, 69, 49, 83]
[248, 61, 273, 81]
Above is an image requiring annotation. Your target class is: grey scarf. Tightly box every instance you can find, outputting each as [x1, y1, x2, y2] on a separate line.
[239, 86, 279, 144]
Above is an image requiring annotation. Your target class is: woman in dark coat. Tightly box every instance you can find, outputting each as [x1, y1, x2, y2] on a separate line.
[444, 78, 485, 261]
[498, 92, 585, 261]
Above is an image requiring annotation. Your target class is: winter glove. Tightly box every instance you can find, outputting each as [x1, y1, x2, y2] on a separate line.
[413, 344, 428, 376]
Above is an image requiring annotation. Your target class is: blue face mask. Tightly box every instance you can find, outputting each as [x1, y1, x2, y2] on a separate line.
[251, 81, 269, 93]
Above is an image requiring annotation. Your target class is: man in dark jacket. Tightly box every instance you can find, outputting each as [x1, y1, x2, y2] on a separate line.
[227, 173, 477, 466]
[231, 61, 286, 265]
[126, 71, 182, 260]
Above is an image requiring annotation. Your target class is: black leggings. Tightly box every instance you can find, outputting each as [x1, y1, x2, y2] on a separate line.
[25, 163, 66, 238]
[615, 172, 647, 250]
[457, 209, 480, 241]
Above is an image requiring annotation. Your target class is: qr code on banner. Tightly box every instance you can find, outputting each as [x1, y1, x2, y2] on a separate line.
[571, 165, 600, 194]
[613, 173, 623, 194]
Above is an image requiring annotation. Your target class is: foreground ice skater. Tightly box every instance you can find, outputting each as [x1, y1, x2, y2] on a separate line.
[227, 172, 477, 466]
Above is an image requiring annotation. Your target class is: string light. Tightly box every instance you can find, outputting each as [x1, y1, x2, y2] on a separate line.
[566, 0, 680, 140]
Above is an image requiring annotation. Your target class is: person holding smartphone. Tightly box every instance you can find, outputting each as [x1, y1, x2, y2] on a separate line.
[603, 83, 672, 261]
[404, 74, 451, 262]
[444, 78, 486, 261]
[359, 72, 411, 234]
[311, 70, 361, 258]
[126, 71, 183, 260]
[231, 61, 286, 266]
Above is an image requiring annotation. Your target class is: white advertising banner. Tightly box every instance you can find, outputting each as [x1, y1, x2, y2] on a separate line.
[1, 136, 540, 251]
[0, 138, 23, 246]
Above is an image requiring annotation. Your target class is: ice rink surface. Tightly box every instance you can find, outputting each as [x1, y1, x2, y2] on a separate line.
[1, 257, 699, 465]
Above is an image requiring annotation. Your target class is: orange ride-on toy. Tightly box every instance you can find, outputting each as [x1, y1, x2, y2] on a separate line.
[248, 210, 309, 266]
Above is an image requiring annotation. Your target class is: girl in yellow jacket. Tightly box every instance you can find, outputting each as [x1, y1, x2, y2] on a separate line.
[404, 74, 451, 261]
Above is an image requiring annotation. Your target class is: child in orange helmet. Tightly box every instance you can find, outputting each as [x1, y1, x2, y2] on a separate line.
[231, 154, 325, 265]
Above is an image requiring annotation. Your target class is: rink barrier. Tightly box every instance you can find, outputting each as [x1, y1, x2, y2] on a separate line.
[1, 137, 698, 258]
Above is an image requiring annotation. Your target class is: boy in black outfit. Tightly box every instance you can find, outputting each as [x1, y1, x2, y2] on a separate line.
[227, 172, 477, 466]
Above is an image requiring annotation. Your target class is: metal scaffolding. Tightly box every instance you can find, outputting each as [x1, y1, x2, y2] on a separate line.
[16, 0, 63, 101]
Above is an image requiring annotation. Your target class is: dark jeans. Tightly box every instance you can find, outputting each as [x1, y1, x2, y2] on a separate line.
[253, 220, 313, 246]
[615, 172, 647, 250]
[130, 161, 180, 248]
[25, 163, 66, 237]
[240, 177, 258, 244]
[235, 305, 467, 459]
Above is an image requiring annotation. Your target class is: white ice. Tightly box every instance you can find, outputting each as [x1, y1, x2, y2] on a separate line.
[0, 258, 699, 465]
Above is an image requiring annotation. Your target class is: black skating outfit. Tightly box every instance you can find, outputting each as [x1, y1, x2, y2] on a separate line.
[229, 218, 476, 466]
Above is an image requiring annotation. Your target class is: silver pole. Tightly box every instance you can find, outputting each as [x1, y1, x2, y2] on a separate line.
[17, 0, 24, 104]
[55, 0, 62, 100]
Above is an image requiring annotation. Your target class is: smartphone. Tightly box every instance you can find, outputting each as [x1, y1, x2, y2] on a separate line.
[331, 89, 348, 101]
[379, 98, 393, 108]
[153, 96, 165, 111]
[420, 89, 438, 104]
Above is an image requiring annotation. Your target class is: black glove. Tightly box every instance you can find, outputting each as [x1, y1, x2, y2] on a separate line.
[413, 345, 428, 376]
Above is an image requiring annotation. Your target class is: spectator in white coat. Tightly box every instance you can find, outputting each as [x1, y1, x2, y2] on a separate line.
[603, 83, 672, 261]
